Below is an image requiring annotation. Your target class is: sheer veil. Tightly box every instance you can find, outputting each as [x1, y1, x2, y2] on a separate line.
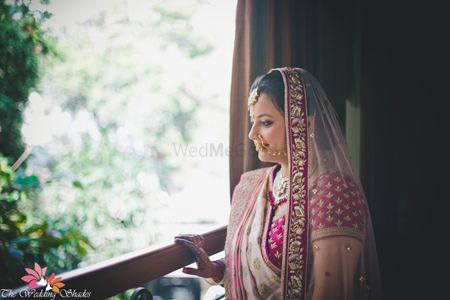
[277, 67, 382, 299]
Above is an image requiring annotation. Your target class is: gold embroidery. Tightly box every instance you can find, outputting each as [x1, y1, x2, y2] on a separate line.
[283, 68, 308, 299]
[311, 226, 363, 241]
[258, 283, 268, 296]
[253, 258, 261, 270]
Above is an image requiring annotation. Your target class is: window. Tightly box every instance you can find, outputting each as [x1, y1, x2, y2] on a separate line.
[23, 0, 236, 268]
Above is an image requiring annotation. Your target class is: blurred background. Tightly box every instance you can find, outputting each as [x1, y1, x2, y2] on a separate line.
[1, 0, 235, 298]
[1, 0, 446, 299]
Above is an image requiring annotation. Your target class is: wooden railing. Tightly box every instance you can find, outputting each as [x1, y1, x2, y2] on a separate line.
[7, 226, 227, 300]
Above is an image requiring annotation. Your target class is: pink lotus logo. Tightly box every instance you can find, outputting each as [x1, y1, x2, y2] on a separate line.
[21, 262, 65, 294]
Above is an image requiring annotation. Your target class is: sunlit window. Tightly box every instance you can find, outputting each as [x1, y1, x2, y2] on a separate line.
[22, 0, 236, 274]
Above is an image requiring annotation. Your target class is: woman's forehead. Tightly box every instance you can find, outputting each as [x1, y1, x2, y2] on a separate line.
[248, 94, 279, 117]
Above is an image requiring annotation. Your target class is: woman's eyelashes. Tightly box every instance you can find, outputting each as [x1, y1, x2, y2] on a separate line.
[250, 119, 273, 127]
[261, 120, 273, 127]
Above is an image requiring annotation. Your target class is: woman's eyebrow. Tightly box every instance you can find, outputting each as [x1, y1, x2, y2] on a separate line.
[256, 114, 273, 118]
[249, 113, 273, 119]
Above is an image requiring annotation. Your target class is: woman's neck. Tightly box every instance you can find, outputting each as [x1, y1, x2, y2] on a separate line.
[279, 163, 289, 178]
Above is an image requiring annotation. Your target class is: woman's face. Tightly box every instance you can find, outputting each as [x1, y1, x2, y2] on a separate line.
[248, 92, 287, 164]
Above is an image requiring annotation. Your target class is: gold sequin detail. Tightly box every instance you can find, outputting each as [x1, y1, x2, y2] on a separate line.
[313, 244, 319, 250]
[258, 284, 268, 296]
[272, 274, 281, 283]
[345, 244, 352, 251]
[283, 68, 307, 299]
[359, 276, 365, 282]
[253, 258, 261, 270]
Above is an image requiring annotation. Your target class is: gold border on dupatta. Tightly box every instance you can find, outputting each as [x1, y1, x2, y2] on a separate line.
[279, 68, 309, 300]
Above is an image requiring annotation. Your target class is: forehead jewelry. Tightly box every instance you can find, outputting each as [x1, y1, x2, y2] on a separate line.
[247, 88, 260, 107]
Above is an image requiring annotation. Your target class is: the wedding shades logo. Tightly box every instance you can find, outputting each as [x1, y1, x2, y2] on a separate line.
[1, 262, 91, 299]
[21, 262, 65, 294]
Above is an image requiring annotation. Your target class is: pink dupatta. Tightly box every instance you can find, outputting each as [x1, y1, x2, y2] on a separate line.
[223, 68, 382, 300]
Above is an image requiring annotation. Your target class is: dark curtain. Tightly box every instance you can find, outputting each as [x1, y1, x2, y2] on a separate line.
[229, 0, 356, 196]
[228, 1, 446, 299]
[229, 0, 318, 196]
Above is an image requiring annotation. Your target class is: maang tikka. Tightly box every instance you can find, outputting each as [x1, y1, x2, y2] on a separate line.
[247, 88, 260, 107]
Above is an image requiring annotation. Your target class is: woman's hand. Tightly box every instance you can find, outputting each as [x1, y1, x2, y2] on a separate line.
[174, 234, 225, 282]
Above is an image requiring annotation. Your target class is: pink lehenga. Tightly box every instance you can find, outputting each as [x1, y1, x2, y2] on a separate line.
[215, 68, 382, 300]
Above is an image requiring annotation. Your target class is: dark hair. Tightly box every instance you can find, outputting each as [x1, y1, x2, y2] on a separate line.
[249, 71, 285, 112]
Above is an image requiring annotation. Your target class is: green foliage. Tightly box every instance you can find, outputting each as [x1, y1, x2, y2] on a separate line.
[0, 0, 55, 161]
[0, 155, 93, 288]
[153, 3, 214, 58]
[41, 0, 211, 192]
[1, 1, 229, 295]
[0, 1, 91, 289]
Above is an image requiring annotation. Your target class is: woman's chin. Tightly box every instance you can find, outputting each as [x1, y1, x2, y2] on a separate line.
[257, 151, 275, 163]
[256, 151, 266, 161]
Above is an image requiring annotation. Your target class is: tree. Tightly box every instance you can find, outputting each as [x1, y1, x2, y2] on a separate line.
[26, 0, 220, 267]
[0, 0, 53, 161]
[0, 1, 91, 288]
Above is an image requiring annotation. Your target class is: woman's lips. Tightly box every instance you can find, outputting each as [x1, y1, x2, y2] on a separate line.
[255, 142, 269, 152]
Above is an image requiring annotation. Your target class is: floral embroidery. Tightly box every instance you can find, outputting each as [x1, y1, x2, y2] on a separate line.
[310, 171, 367, 241]
[279, 67, 308, 300]
[266, 216, 286, 268]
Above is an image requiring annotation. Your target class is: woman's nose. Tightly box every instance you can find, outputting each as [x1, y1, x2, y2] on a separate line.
[248, 123, 257, 141]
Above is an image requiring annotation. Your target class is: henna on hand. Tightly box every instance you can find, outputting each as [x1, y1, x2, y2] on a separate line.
[174, 234, 225, 282]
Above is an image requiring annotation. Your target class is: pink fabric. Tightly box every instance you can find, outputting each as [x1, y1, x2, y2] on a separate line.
[224, 68, 382, 299]
[267, 215, 285, 269]
[226, 168, 272, 299]
[264, 165, 287, 270]
[265, 170, 367, 269]
[310, 170, 366, 238]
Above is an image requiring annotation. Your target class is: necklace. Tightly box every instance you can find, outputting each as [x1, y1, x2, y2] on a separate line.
[272, 171, 289, 206]
[271, 162, 319, 208]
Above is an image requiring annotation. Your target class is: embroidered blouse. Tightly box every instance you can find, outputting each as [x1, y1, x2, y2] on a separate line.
[266, 170, 367, 268]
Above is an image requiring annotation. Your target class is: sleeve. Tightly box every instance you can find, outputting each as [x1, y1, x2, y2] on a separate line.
[309, 171, 367, 242]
